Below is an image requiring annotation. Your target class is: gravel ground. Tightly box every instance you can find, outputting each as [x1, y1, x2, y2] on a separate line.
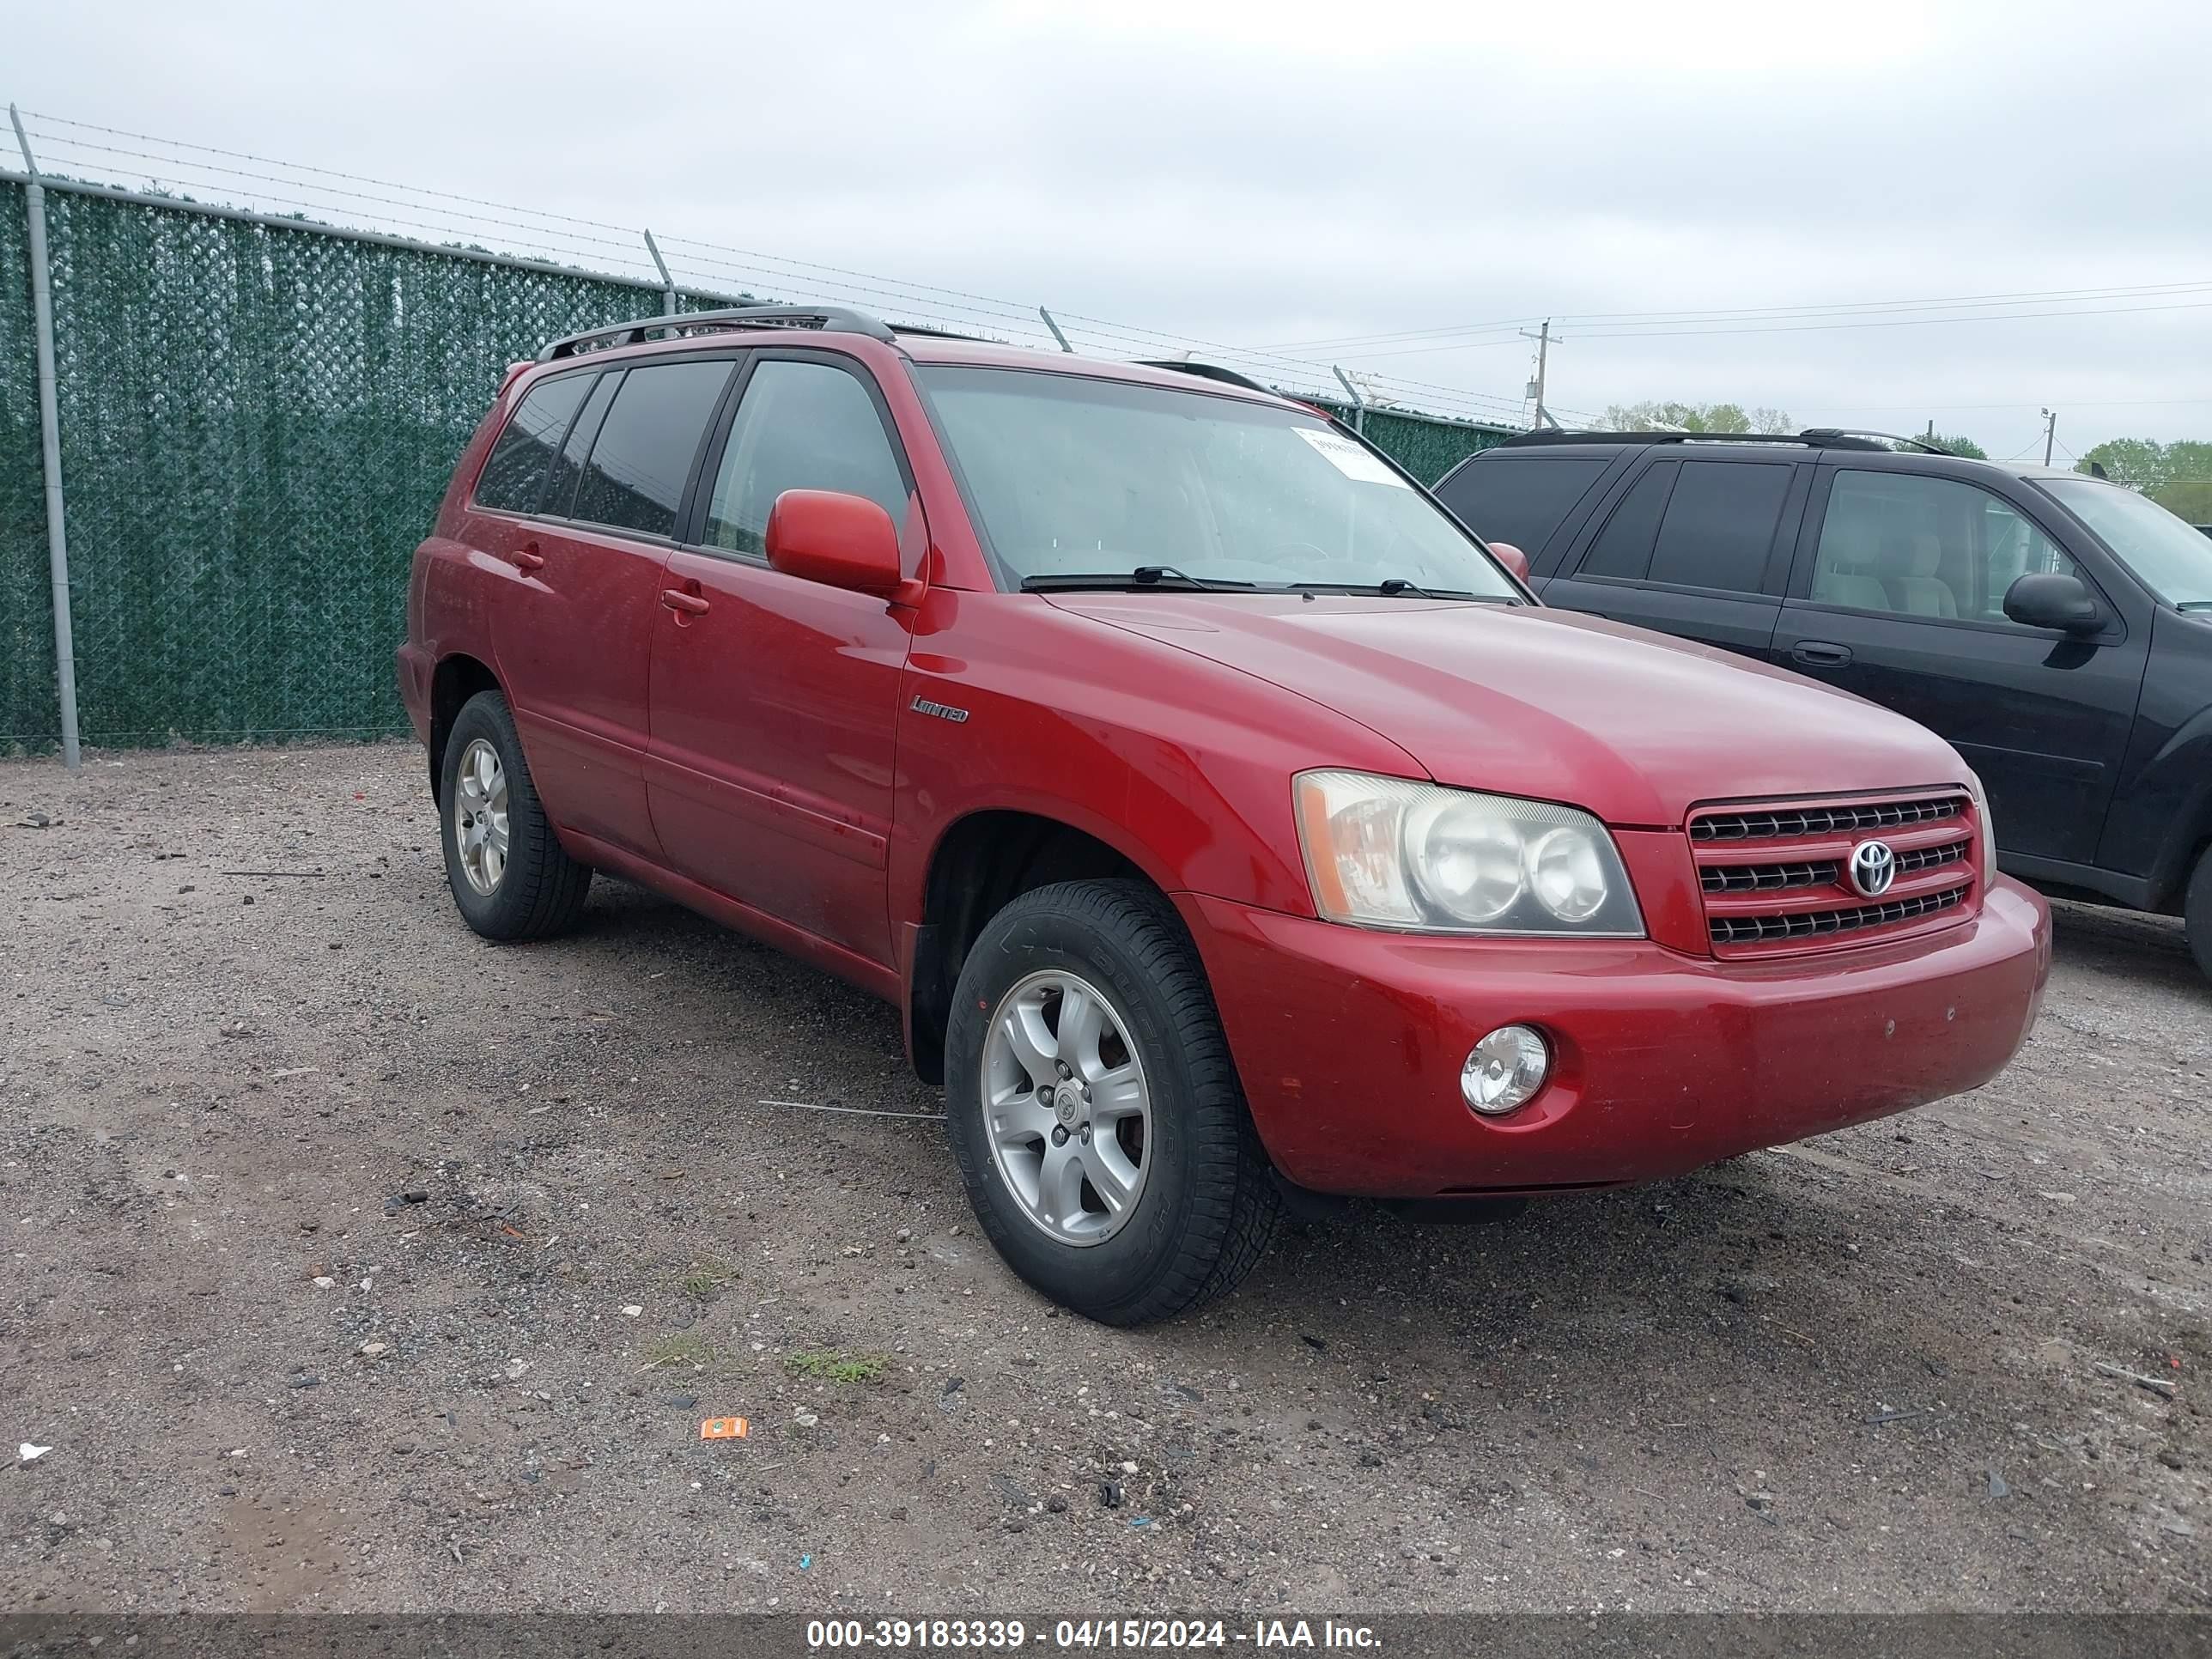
[1, 744, 2206, 1613]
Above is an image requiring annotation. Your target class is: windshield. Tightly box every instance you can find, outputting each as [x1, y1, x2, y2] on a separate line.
[2039, 477, 2212, 608]
[915, 366, 1519, 598]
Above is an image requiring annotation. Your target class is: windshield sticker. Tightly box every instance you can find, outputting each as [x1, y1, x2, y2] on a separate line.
[1292, 426, 1410, 488]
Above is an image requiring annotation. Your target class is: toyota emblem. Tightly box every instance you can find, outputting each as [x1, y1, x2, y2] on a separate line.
[1850, 839, 1899, 897]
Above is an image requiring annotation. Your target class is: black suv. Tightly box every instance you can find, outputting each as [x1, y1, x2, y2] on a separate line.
[1434, 430, 2212, 979]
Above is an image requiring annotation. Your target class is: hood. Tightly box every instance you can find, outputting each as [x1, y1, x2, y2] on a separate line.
[1045, 594, 1967, 828]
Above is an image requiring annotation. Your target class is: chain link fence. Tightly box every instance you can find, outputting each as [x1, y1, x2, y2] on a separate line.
[1, 177, 1511, 754]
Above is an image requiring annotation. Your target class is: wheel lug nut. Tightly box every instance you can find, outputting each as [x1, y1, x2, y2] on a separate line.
[1050, 1126, 1068, 1146]
[1057, 1062, 1072, 1079]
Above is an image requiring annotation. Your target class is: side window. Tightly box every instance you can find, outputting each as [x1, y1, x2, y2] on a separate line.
[569, 359, 735, 539]
[472, 373, 594, 514]
[702, 359, 910, 556]
[1812, 471, 2075, 623]
[541, 370, 619, 520]
[1579, 461, 1676, 580]
[1646, 461, 1793, 592]
[1437, 455, 1610, 554]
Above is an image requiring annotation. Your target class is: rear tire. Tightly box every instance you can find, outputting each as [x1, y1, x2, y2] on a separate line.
[943, 879, 1279, 1325]
[2187, 844, 2212, 985]
[438, 690, 591, 942]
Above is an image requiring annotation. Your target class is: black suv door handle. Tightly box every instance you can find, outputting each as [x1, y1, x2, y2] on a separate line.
[1791, 641, 1853, 668]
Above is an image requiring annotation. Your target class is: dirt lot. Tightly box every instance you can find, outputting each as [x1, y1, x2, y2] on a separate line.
[1, 744, 2206, 1614]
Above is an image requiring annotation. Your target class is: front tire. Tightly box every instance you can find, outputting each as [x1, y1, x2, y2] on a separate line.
[2187, 843, 2212, 984]
[438, 690, 591, 942]
[944, 879, 1279, 1325]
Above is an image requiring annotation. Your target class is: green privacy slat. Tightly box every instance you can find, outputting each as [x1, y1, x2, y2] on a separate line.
[0, 184, 1516, 751]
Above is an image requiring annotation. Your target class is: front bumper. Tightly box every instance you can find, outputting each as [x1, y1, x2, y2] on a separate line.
[1181, 878, 2050, 1198]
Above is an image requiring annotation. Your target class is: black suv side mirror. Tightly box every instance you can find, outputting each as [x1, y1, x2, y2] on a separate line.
[2003, 573, 2103, 635]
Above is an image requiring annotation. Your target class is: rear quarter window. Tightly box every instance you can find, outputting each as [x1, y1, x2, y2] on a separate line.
[1436, 453, 1611, 553]
[472, 373, 595, 514]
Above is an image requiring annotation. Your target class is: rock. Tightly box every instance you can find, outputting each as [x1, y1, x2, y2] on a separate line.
[1300, 1334, 1328, 1352]
[621, 1305, 643, 1318]
[2158, 1449, 2185, 1470]
[312, 1277, 336, 1290]
[662, 1392, 697, 1410]
[289, 1375, 321, 1389]
[1046, 1493, 1068, 1513]
[1358, 1451, 1382, 1468]
[1099, 1480, 1123, 1509]
[896, 1228, 911, 1244]
[391, 1440, 416, 1455]
[794, 1412, 819, 1428]
[1746, 1492, 1775, 1510]
[358, 1342, 389, 1358]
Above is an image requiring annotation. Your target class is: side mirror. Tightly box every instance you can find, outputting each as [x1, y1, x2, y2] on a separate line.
[765, 489, 925, 605]
[1489, 541, 1531, 583]
[2002, 572, 2101, 635]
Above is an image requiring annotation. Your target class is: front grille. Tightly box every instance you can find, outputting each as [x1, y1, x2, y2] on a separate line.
[1895, 841, 1967, 876]
[1687, 790, 1980, 957]
[1700, 860, 1838, 895]
[1708, 884, 1967, 946]
[1690, 795, 1969, 842]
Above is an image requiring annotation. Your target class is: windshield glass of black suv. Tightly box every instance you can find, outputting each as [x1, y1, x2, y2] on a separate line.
[918, 367, 1520, 596]
[2038, 477, 2212, 609]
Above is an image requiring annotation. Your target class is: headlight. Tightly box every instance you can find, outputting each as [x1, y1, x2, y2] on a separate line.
[1294, 769, 1644, 936]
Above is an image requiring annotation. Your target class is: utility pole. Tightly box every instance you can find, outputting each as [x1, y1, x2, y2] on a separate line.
[1519, 320, 1556, 429]
[2041, 407, 2057, 467]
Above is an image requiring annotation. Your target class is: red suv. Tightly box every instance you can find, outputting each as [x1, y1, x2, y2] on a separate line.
[398, 305, 2051, 1324]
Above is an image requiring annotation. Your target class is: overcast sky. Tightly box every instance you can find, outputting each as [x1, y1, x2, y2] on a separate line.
[13, 0, 2210, 459]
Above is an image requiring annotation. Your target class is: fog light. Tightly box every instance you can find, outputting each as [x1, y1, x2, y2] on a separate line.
[1462, 1024, 1549, 1115]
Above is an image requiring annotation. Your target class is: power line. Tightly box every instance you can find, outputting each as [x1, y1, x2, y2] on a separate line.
[1267, 278, 2212, 356]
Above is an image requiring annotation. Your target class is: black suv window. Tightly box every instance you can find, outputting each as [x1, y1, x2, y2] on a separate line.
[570, 359, 736, 539]
[1647, 461, 1792, 591]
[1581, 461, 1676, 580]
[1437, 454, 1610, 553]
[702, 359, 908, 556]
[474, 372, 594, 514]
[1579, 459, 1790, 592]
[1812, 470, 2075, 623]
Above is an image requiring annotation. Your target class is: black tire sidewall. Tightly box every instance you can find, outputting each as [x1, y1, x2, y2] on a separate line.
[2189, 845, 2212, 983]
[438, 694, 538, 939]
[944, 890, 1218, 1319]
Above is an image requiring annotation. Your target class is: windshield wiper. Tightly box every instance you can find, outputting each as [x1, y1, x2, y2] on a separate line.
[2177, 599, 2212, 611]
[1287, 579, 1483, 600]
[1020, 565, 1258, 593]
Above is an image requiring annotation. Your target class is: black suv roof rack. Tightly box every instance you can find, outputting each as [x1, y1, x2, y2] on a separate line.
[539, 304, 899, 362]
[1488, 427, 1953, 455]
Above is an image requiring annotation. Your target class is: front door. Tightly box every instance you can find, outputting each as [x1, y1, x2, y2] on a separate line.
[645, 351, 921, 968]
[1776, 465, 2149, 866]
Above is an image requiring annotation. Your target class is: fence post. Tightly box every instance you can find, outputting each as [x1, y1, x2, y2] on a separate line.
[1332, 365, 1366, 436]
[9, 106, 81, 770]
[1038, 307, 1074, 353]
[642, 229, 676, 316]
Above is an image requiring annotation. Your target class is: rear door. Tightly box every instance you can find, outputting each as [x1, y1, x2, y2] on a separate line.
[485, 355, 736, 858]
[645, 349, 921, 969]
[1776, 465, 2149, 865]
[1542, 453, 1807, 657]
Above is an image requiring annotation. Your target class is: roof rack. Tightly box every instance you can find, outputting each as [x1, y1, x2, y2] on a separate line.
[1489, 427, 1954, 455]
[538, 304, 898, 362]
[1130, 360, 1282, 397]
[1798, 428, 1954, 455]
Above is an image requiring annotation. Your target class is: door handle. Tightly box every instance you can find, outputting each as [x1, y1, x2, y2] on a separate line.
[659, 588, 710, 617]
[511, 541, 545, 572]
[1790, 641, 1853, 668]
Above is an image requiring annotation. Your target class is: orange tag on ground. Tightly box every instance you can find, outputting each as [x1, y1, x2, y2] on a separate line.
[700, 1417, 750, 1440]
